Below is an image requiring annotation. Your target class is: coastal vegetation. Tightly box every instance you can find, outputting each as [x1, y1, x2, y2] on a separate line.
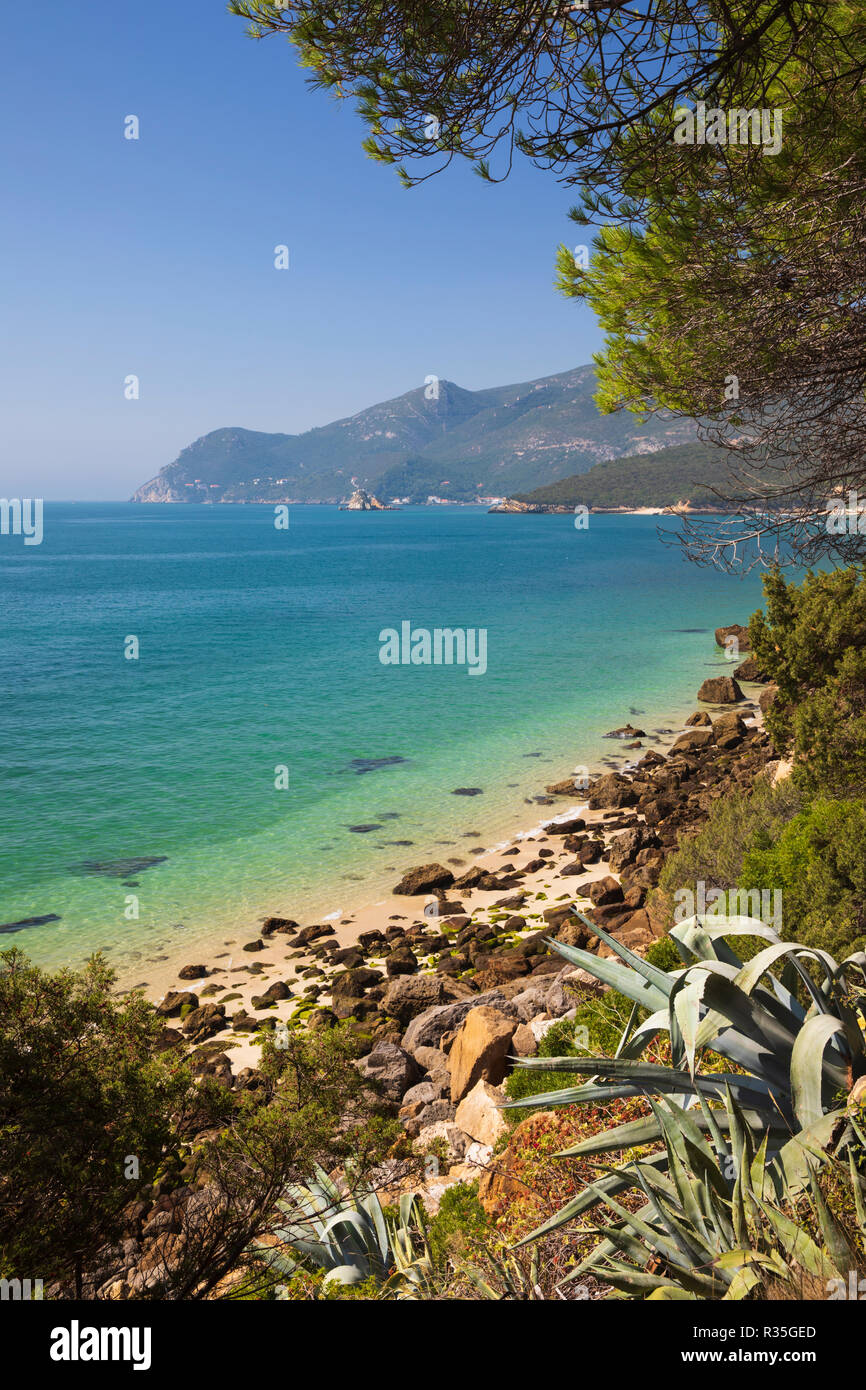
[5, 562, 866, 1301]
[509, 443, 735, 512]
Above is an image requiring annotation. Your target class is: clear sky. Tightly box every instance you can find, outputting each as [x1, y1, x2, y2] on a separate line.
[0, 0, 603, 499]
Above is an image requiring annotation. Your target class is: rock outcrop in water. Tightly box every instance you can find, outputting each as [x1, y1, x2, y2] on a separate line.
[339, 488, 390, 510]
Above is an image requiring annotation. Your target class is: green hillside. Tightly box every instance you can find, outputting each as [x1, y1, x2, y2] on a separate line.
[512, 442, 735, 509]
[131, 366, 697, 503]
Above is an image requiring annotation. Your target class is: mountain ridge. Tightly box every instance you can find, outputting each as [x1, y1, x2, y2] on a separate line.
[131, 366, 698, 504]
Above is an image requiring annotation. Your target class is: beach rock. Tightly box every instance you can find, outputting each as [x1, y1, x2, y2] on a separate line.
[393, 863, 455, 895]
[511, 1022, 538, 1057]
[231, 1010, 257, 1032]
[250, 981, 293, 1009]
[294, 924, 336, 946]
[545, 778, 581, 795]
[182, 1003, 226, 1042]
[385, 945, 418, 977]
[261, 917, 300, 936]
[604, 724, 646, 739]
[306, 1007, 337, 1031]
[587, 773, 638, 810]
[359, 1042, 420, 1102]
[542, 815, 586, 835]
[242, 939, 264, 953]
[697, 675, 743, 704]
[712, 711, 748, 749]
[399, 1081, 439, 1116]
[448, 1007, 517, 1103]
[331, 947, 365, 968]
[554, 915, 594, 949]
[715, 624, 751, 652]
[733, 657, 766, 682]
[520, 858, 546, 875]
[454, 1079, 508, 1146]
[331, 966, 383, 998]
[607, 826, 657, 874]
[382, 973, 473, 1027]
[177, 964, 207, 980]
[156, 990, 197, 1018]
[685, 711, 712, 727]
[587, 875, 624, 907]
[401, 990, 513, 1052]
[759, 684, 778, 714]
[542, 903, 579, 933]
[673, 727, 716, 751]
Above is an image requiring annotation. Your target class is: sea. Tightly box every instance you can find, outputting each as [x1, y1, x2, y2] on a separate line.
[0, 503, 770, 978]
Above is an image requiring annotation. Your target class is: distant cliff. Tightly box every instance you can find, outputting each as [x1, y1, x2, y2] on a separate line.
[131, 366, 697, 505]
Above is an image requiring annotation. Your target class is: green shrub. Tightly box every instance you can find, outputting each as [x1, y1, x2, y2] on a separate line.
[653, 775, 802, 919]
[750, 565, 866, 798]
[741, 797, 866, 957]
[426, 1181, 489, 1268]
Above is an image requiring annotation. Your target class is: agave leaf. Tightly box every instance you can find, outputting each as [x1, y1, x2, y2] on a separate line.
[671, 976, 704, 1076]
[791, 1014, 849, 1129]
[807, 1170, 850, 1277]
[547, 932, 669, 1012]
[567, 909, 679, 993]
[752, 1196, 839, 1279]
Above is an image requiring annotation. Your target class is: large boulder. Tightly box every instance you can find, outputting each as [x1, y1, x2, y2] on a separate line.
[359, 1041, 421, 1102]
[587, 773, 638, 810]
[382, 972, 473, 1027]
[156, 990, 197, 1018]
[541, 815, 587, 836]
[759, 684, 778, 715]
[181, 1003, 226, 1042]
[715, 623, 751, 652]
[392, 863, 455, 895]
[454, 1079, 508, 1146]
[712, 711, 748, 749]
[697, 675, 744, 704]
[401, 989, 514, 1052]
[733, 656, 766, 682]
[448, 1006, 517, 1103]
[586, 875, 625, 907]
[672, 727, 716, 752]
[330, 966, 383, 999]
[607, 826, 658, 874]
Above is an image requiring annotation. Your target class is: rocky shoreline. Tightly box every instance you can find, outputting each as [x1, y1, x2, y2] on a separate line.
[113, 624, 779, 1271]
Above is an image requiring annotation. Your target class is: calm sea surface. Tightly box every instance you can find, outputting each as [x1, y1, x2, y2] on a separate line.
[0, 503, 768, 975]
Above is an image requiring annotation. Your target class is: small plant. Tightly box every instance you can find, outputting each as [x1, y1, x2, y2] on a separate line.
[258, 1167, 434, 1298]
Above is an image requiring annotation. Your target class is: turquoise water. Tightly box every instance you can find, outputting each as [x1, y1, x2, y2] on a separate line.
[0, 503, 767, 977]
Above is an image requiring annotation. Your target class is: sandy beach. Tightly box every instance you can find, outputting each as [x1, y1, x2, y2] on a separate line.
[136, 675, 767, 1076]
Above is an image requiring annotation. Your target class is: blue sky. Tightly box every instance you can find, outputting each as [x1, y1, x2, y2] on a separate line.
[0, 0, 603, 499]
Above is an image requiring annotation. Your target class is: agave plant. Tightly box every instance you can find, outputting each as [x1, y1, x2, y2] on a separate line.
[567, 1088, 866, 1300]
[258, 1166, 434, 1299]
[508, 910, 866, 1249]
